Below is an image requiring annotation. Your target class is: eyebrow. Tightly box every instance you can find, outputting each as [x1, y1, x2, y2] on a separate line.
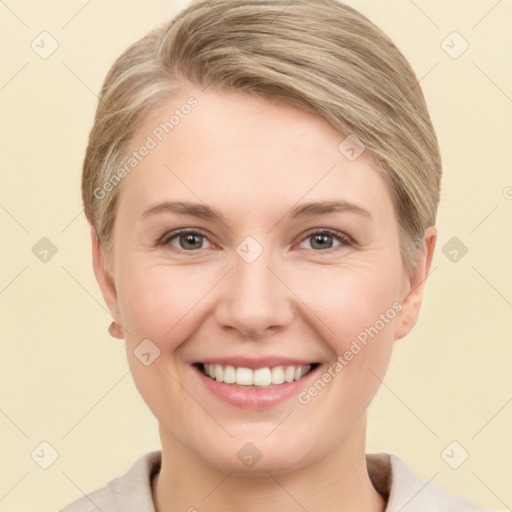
[288, 200, 371, 220]
[140, 200, 372, 222]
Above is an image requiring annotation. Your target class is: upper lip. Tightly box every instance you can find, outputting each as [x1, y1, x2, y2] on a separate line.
[195, 356, 317, 369]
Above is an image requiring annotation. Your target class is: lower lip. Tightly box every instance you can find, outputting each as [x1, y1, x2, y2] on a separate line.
[193, 365, 319, 410]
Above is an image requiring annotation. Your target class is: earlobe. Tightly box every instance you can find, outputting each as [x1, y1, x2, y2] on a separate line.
[395, 227, 437, 340]
[90, 226, 122, 337]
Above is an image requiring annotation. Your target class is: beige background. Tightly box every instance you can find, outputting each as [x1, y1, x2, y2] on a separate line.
[1, 0, 511, 510]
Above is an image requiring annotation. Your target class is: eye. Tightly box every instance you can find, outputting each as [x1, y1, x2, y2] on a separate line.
[159, 229, 214, 251]
[298, 229, 352, 251]
[158, 227, 353, 253]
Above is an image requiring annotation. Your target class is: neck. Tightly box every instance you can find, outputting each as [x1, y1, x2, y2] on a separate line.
[154, 414, 386, 512]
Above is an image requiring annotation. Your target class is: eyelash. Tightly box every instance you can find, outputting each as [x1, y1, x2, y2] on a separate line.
[158, 227, 354, 253]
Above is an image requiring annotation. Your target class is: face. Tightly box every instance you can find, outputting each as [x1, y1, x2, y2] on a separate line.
[93, 87, 434, 474]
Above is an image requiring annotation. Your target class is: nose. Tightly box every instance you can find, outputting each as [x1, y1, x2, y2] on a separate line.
[214, 244, 295, 340]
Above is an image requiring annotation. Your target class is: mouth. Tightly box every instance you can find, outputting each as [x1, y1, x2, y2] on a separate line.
[194, 362, 320, 388]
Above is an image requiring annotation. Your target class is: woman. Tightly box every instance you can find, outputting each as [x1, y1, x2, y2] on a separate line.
[61, 0, 490, 510]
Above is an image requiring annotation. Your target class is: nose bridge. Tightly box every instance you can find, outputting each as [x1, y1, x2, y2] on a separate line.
[215, 237, 294, 338]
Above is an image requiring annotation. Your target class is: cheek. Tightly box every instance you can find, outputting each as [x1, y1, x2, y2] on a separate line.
[115, 263, 216, 430]
[294, 264, 400, 420]
[116, 262, 219, 343]
[287, 259, 403, 350]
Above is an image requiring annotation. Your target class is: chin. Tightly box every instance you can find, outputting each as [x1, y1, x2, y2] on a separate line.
[193, 427, 319, 476]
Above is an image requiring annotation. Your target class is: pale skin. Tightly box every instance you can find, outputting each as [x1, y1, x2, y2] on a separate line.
[92, 87, 436, 512]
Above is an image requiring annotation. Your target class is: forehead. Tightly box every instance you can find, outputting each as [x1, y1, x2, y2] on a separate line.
[116, 88, 395, 226]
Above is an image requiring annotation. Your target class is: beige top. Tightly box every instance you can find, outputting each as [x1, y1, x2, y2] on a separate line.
[60, 450, 492, 511]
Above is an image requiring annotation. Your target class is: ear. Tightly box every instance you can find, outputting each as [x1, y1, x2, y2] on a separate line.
[90, 226, 123, 339]
[395, 226, 437, 340]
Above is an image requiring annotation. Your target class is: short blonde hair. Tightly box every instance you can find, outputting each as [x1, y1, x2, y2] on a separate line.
[83, 0, 441, 274]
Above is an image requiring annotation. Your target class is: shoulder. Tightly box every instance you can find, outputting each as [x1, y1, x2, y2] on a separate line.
[367, 452, 495, 512]
[59, 450, 161, 512]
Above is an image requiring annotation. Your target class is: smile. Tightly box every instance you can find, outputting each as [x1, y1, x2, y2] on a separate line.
[197, 362, 318, 387]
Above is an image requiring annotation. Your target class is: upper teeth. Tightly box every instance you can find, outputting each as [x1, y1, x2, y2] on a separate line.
[202, 364, 312, 387]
